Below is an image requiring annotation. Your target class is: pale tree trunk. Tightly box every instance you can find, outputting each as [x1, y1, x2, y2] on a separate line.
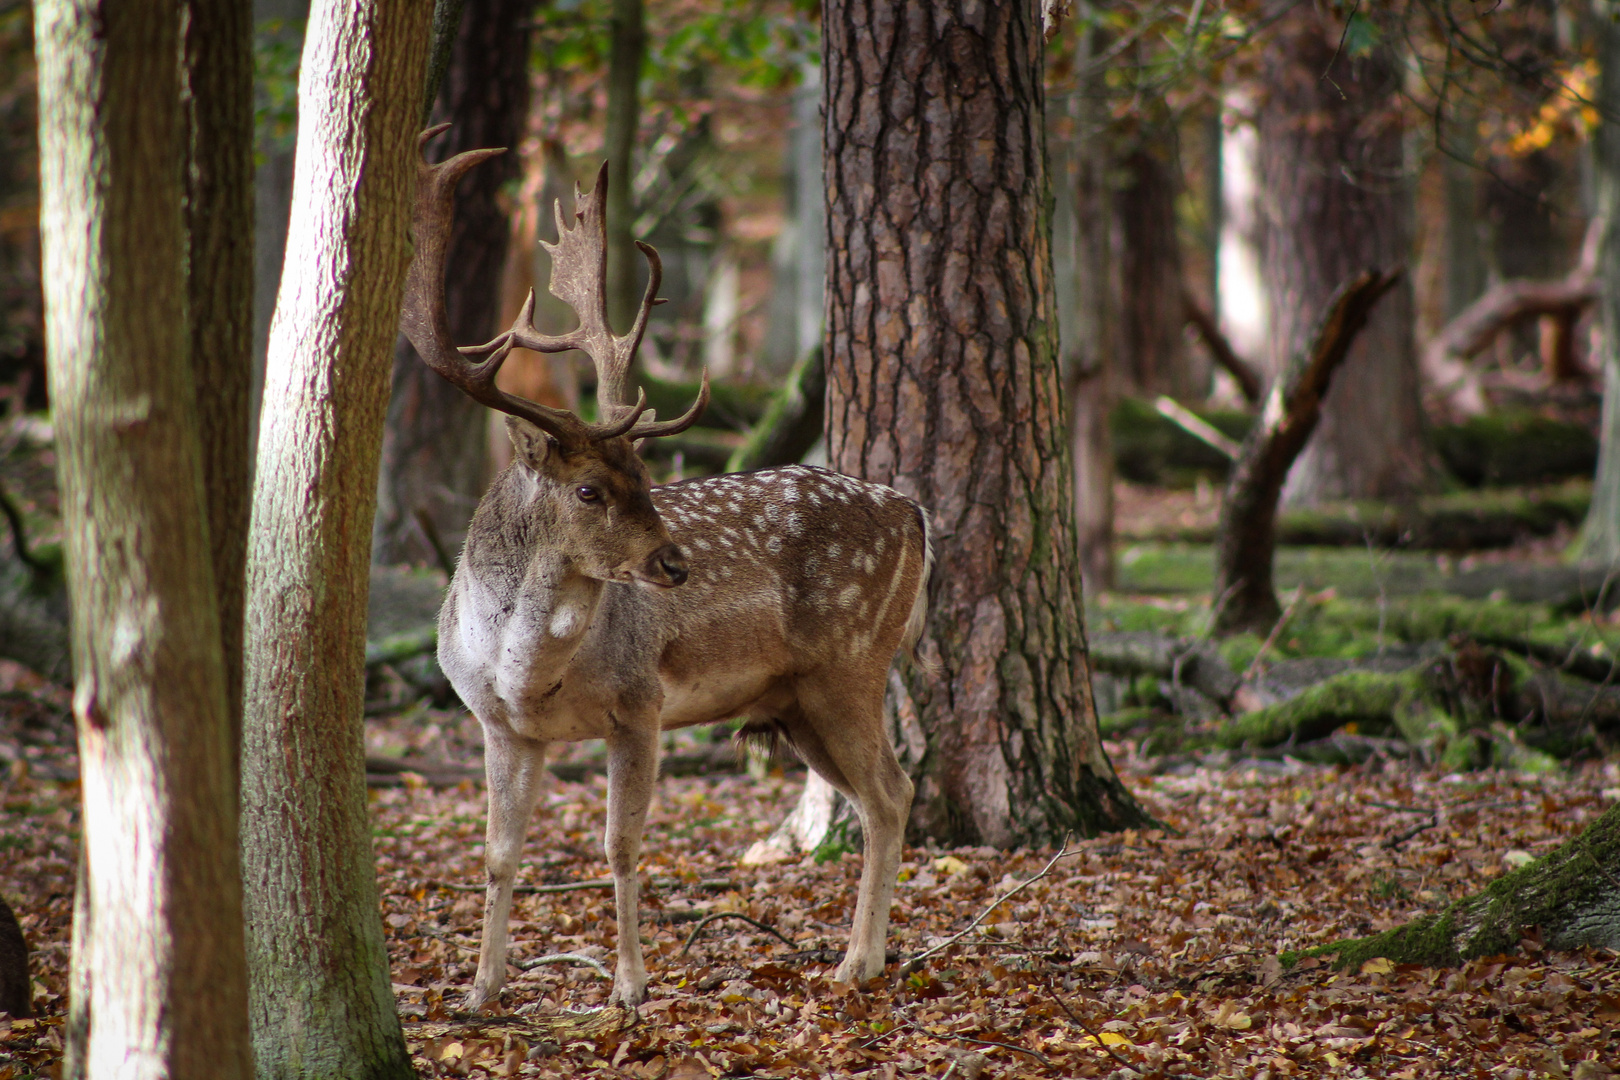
[36, 0, 251, 1075]
[1584, 12, 1620, 565]
[604, 0, 644, 334]
[822, 0, 1151, 846]
[373, 0, 529, 566]
[240, 0, 431, 1075]
[1259, 5, 1435, 506]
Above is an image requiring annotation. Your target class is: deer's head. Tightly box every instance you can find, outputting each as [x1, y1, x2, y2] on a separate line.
[401, 126, 706, 590]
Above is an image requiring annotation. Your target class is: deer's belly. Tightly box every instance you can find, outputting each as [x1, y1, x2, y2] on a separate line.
[657, 664, 791, 730]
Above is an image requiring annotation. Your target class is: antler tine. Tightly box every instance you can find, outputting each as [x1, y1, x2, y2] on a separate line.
[401, 127, 590, 445]
[628, 371, 710, 440]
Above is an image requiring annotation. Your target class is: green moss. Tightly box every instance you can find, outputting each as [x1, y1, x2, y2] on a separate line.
[1217, 669, 1427, 748]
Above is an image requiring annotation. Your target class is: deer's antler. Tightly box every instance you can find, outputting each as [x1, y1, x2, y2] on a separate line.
[506, 162, 710, 440]
[401, 127, 696, 446]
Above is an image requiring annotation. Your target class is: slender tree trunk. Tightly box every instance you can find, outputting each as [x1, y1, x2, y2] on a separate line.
[251, 0, 309, 457]
[240, 0, 431, 1075]
[36, 0, 251, 1075]
[1584, 14, 1620, 565]
[605, 0, 644, 333]
[1064, 13, 1117, 590]
[373, 0, 529, 565]
[823, 0, 1151, 846]
[184, 0, 256, 745]
[1259, 5, 1434, 506]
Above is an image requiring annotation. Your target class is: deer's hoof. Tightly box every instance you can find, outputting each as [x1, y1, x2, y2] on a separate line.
[834, 954, 883, 985]
[609, 977, 648, 1007]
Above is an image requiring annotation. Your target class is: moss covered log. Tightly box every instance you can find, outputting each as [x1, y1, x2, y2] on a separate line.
[1295, 803, 1620, 969]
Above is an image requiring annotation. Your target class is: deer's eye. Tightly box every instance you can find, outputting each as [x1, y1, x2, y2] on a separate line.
[576, 485, 602, 504]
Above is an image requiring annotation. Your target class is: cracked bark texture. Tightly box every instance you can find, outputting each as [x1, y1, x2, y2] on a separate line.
[1258, 5, 1435, 506]
[822, 0, 1150, 847]
[241, 0, 430, 1075]
[373, 0, 529, 566]
[37, 0, 251, 1074]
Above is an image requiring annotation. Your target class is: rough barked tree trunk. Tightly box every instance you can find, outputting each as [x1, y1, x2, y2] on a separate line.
[240, 0, 431, 1076]
[36, 0, 251, 1075]
[1308, 802, 1620, 969]
[822, 0, 1152, 846]
[1259, 5, 1434, 506]
[1583, 13, 1620, 565]
[373, 0, 530, 566]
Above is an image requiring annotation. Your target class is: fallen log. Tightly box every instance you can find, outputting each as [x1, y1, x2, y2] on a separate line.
[726, 344, 825, 473]
[1294, 802, 1620, 969]
[1212, 269, 1404, 635]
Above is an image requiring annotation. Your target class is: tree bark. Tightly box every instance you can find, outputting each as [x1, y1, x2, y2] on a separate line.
[1583, 13, 1620, 566]
[373, 0, 529, 566]
[1258, 5, 1434, 506]
[822, 0, 1152, 846]
[36, 0, 251, 1074]
[240, 0, 431, 1075]
[1305, 802, 1620, 969]
[604, 0, 644, 334]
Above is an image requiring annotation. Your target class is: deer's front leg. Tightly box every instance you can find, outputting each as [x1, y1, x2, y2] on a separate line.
[603, 716, 660, 1005]
[469, 725, 550, 1013]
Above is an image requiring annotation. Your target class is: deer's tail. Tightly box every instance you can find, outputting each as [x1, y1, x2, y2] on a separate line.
[899, 505, 938, 677]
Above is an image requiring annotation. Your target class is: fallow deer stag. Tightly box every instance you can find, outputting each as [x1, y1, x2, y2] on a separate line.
[401, 127, 932, 1009]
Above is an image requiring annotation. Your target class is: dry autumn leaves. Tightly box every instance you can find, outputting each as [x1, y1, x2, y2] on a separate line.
[1, 682, 1618, 1078]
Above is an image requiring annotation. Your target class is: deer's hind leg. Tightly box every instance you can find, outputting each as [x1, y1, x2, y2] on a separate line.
[784, 676, 913, 985]
[469, 724, 551, 1012]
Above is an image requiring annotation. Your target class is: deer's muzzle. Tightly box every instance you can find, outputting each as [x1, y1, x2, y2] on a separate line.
[643, 543, 689, 587]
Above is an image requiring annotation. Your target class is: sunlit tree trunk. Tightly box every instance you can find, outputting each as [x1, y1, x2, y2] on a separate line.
[1259, 5, 1435, 506]
[240, 0, 432, 1075]
[36, 0, 251, 1074]
[1584, 14, 1620, 565]
[822, 0, 1151, 846]
[373, 0, 529, 566]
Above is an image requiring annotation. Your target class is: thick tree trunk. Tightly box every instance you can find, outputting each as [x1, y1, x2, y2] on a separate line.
[240, 0, 431, 1076]
[1117, 139, 1204, 399]
[604, 0, 644, 334]
[1583, 15, 1620, 566]
[36, 0, 251, 1075]
[1308, 803, 1620, 969]
[373, 0, 529, 565]
[1258, 6, 1434, 506]
[822, 0, 1152, 846]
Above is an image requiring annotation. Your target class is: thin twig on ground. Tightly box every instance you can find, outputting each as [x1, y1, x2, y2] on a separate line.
[954, 1036, 1052, 1066]
[518, 952, 611, 979]
[1250, 584, 1308, 674]
[1382, 815, 1439, 850]
[680, 912, 798, 956]
[1041, 970, 1134, 1070]
[901, 842, 1079, 975]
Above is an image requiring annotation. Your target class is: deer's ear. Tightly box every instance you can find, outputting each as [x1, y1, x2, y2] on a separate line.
[506, 416, 558, 472]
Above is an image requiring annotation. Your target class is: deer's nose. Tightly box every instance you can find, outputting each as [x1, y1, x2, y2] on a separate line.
[649, 543, 688, 586]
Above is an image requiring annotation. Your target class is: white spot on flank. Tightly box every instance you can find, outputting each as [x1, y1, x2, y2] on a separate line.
[838, 584, 861, 608]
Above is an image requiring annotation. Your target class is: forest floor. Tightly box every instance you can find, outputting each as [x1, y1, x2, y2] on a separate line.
[1, 669, 1617, 1079]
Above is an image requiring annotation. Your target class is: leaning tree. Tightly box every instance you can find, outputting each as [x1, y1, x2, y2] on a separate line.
[240, 0, 433, 1075]
[813, 0, 1152, 846]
